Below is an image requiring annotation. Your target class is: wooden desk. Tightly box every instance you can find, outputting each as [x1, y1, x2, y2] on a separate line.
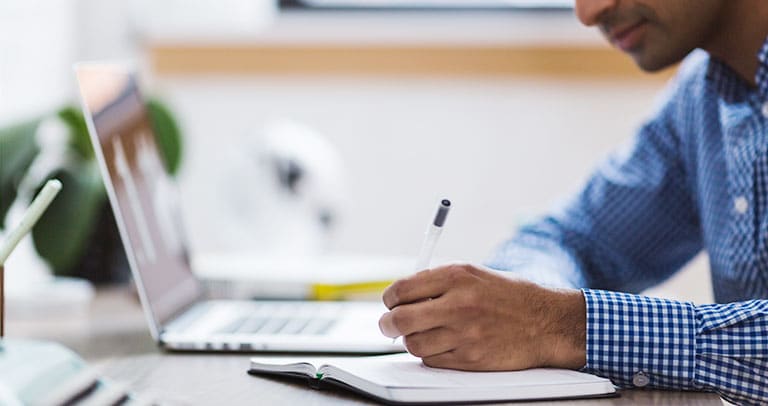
[11, 287, 723, 405]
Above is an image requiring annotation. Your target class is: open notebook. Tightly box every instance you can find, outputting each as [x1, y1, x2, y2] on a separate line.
[249, 353, 616, 404]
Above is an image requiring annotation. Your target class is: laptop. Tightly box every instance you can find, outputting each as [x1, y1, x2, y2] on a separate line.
[74, 62, 404, 353]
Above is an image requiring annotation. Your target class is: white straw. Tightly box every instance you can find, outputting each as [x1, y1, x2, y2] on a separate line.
[0, 179, 62, 265]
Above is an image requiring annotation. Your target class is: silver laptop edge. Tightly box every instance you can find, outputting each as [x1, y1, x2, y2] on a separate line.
[74, 62, 202, 342]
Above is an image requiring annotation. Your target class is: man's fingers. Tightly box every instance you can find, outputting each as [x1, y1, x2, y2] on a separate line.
[421, 350, 461, 370]
[383, 266, 465, 309]
[403, 327, 457, 358]
[378, 297, 451, 338]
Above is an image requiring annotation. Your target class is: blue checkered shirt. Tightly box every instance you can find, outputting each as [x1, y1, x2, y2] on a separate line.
[487, 39, 768, 405]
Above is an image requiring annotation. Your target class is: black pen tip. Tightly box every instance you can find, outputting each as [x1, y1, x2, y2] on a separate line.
[434, 199, 451, 227]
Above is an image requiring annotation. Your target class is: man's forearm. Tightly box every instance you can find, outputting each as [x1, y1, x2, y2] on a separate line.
[485, 228, 589, 289]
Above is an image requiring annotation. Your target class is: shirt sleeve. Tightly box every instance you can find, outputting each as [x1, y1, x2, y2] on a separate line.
[582, 289, 768, 405]
[485, 68, 702, 293]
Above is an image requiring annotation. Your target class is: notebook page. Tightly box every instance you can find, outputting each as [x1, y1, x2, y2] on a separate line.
[250, 356, 325, 376]
[325, 353, 609, 388]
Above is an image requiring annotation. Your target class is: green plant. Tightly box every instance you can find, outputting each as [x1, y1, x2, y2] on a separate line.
[0, 99, 182, 279]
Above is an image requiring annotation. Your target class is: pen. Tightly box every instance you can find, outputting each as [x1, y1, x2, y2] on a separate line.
[0, 179, 62, 339]
[0, 179, 63, 264]
[393, 199, 450, 343]
[413, 199, 451, 272]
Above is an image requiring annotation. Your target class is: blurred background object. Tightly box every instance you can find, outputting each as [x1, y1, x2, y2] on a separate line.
[211, 119, 347, 255]
[0, 0, 713, 303]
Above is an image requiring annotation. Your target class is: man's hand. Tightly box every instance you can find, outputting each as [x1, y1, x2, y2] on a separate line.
[379, 263, 586, 371]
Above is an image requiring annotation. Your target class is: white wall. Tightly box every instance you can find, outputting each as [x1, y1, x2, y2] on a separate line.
[159, 76, 656, 257]
[154, 74, 714, 303]
[0, 0, 77, 124]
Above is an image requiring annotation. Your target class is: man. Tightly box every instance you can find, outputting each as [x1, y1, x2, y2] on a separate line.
[378, 1, 768, 404]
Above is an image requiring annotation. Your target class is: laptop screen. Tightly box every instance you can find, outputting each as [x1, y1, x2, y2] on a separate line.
[75, 63, 202, 333]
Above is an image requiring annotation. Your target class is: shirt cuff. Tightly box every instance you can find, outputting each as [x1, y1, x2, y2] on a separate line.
[581, 289, 698, 390]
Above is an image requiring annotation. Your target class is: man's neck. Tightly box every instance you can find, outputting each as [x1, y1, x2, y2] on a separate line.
[703, 1, 768, 86]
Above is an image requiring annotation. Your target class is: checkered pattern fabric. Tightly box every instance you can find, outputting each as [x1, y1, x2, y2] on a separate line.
[583, 289, 768, 405]
[487, 38, 768, 405]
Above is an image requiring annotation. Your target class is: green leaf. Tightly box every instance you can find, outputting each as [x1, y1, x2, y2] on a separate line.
[0, 119, 41, 229]
[57, 106, 94, 160]
[31, 163, 105, 274]
[146, 99, 183, 175]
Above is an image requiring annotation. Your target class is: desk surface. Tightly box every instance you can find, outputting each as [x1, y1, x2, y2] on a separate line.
[11, 287, 724, 405]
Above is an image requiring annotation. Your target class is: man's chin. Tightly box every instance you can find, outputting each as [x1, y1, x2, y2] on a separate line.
[629, 53, 678, 73]
[626, 46, 691, 73]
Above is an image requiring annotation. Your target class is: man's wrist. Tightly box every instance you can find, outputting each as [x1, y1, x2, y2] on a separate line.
[537, 287, 587, 369]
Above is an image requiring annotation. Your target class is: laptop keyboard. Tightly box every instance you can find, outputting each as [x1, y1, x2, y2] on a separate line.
[213, 302, 338, 336]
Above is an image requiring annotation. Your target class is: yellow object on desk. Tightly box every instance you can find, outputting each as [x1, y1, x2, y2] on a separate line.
[310, 280, 393, 301]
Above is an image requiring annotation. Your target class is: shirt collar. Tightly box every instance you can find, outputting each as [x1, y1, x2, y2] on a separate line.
[706, 35, 768, 101]
[756, 35, 768, 98]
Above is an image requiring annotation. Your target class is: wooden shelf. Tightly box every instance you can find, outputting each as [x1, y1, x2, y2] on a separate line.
[150, 44, 675, 80]
[147, 11, 676, 80]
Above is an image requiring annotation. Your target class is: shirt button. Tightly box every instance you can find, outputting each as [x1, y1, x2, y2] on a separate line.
[734, 196, 749, 214]
[633, 371, 650, 387]
[762, 101, 768, 118]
